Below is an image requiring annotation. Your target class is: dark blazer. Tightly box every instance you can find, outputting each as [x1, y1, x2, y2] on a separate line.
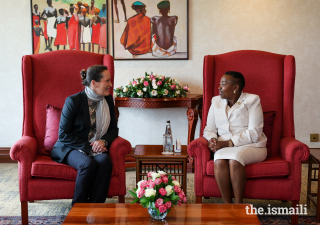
[51, 90, 119, 163]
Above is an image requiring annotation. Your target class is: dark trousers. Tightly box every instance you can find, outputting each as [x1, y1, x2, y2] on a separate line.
[64, 150, 113, 205]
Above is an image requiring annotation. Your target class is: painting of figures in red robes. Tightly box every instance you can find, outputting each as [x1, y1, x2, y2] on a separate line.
[31, 0, 108, 54]
[112, 0, 188, 60]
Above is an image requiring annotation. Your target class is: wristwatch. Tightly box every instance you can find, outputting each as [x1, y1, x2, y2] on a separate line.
[228, 139, 234, 147]
[101, 139, 108, 147]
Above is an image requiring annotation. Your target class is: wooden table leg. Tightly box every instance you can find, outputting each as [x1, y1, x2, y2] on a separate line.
[307, 156, 312, 208]
[136, 159, 141, 184]
[115, 107, 119, 122]
[187, 107, 199, 145]
[317, 159, 320, 223]
[183, 159, 187, 195]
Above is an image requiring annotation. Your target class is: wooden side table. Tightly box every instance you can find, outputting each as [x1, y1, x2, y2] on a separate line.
[133, 145, 188, 194]
[307, 148, 320, 222]
[115, 94, 203, 172]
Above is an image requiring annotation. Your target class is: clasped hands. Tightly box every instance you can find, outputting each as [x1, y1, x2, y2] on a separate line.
[208, 138, 229, 153]
[90, 140, 107, 153]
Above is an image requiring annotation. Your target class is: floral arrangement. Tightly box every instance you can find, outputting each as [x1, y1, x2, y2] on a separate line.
[129, 171, 187, 217]
[113, 72, 189, 98]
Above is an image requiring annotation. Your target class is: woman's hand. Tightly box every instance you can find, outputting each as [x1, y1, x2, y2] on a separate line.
[208, 139, 229, 152]
[91, 140, 107, 153]
[208, 138, 217, 152]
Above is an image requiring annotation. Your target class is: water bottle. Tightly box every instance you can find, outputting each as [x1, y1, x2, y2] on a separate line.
[165, 121, 173, 151]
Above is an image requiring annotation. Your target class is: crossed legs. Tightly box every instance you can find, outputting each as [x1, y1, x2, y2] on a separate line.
[214, 159, 246, 203]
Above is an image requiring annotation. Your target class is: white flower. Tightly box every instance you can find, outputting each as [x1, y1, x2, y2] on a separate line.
[151, 172, 160, 180]
[172, 180, 180, 187]
[176, 90, 180, 95]
[176, 85, 179, 89]
[175, 78, 179, 82]
[145, 188, 156, 197]
[137, 180, 143, 188]
[143, 87, 147, 92]
[165, 185, 174, 196]
[151, 90, 158, 96]
[158, 171, 167, 176]
[141, 78, 145, 82]
[152, 85, 158, 89]
[152, 79, 156, 84]
[146, 76, 150, 79]
[123, 87, 128, 93]
[137, 90, 143, 96]
[113, 92, 118, 97]
[163, 89, 169, 95]
[127, 81, 132, 86]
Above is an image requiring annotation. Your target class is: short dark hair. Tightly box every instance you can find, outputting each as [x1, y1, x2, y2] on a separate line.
[80, 65, 109, 86]
[225, 71, 245, 91]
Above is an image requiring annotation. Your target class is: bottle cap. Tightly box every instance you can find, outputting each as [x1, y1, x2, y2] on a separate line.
[167, 120, 170, 123]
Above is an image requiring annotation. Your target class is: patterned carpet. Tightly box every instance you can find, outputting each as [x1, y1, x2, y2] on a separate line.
[0, 163, 318, 224]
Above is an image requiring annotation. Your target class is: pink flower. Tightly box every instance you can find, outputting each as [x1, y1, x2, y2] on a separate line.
[148, 180, 156, 188]
[155, 178, 162, 185]
[178, 192, 184, 199]
[162, 76, 165, 81]
[156, 198, 164, 206]
[140, 180, 149, 189]
[159, 205, 167, 213]
[162, 176, 169, 184]
[150, 74, 155, 79]
[180, 191, 185, 197]
[132, 81, 137, 87]
[147, 172, 154, 178]
[159, 188, 167, 196]
[178, 200, 182, 206]
[172, 177, 176, 181]
[183, 196, 187, 203]
[143, 81, 149, 87]
[137, 189, 145, 198]
[157, 81, 162, 86]
[152, 77, 156, 81]
[171, 84, 176, 90]
[173, 185, 181, 193]
[165, 201, 172, 209]
[183, 86, 189, 91]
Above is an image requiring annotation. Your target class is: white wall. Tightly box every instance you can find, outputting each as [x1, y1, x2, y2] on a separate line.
[1, 0, 320, 148]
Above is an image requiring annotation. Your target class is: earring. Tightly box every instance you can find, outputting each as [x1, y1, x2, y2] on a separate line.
[234, 90, 236, 94]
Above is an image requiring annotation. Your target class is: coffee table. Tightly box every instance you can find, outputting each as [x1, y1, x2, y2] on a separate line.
[63, 203, 260, 224]
[134, 145, 188, 194]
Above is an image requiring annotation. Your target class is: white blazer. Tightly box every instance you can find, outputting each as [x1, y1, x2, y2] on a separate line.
[203, 92, 267, 148]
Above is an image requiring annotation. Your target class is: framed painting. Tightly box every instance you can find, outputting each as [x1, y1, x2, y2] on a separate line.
[31, 0, 108, 54]
[112, 0, 188, 60]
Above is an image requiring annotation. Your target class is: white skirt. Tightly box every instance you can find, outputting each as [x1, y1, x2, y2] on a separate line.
[214, 146, 267, 166]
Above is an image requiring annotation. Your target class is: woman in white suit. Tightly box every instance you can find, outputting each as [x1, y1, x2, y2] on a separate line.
[203, 71, 267, 204]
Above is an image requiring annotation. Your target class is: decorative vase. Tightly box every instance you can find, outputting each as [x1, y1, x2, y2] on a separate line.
[148, 207, 167, 220]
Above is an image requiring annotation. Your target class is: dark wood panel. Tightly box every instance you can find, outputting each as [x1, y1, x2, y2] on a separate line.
[0, 148, 15, 163]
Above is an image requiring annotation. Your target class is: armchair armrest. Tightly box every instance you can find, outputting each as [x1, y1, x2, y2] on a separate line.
[280, 137, 309, 200]
[10, 136, 38, 201]
[187, 137, 211, 196]
[108, 136, 132, 177]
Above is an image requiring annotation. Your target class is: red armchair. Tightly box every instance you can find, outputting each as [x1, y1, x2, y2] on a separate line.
[10, 50, 132, 225]
[187, 50, 309, 225]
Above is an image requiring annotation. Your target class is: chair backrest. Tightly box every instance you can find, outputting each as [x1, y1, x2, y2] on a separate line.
[201, 50, 295, 157]
[21, 50, 114, 154]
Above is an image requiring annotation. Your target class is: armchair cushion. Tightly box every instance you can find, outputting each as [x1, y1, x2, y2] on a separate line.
[31, 155, 77, 180]
[263, 111, 276, 157]
[43, 105, 62, 156]
[206, 156, 289, 178]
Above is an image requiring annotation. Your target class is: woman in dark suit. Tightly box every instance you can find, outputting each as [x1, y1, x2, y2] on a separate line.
[51, 65, 118, 205]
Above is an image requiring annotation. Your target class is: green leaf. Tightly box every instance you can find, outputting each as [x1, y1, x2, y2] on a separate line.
[131, 198, 140, 204]
[172, 196, 179, 201]
[168, 175, 173, 184]
[129, 190, 137, 198]
[140, 197, 149, 204]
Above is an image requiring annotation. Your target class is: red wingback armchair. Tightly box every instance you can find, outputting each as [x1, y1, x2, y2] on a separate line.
[187, 50, 309, 225]
[10, 50, 132, 225]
